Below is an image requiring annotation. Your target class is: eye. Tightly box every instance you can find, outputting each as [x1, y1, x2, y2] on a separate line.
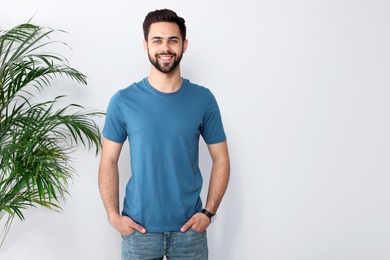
[169, 39, 178, 43]
[153, 39, 162, 44]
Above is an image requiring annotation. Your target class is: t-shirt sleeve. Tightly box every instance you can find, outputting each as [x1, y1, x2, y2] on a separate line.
[201, 90, 227, 144]
[102, 91, 128, 143]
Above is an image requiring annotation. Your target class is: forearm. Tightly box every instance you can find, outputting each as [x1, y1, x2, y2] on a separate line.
[98, 160, 120, 221]
[205, 144, 230, 214]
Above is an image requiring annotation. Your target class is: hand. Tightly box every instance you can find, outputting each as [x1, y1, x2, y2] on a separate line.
[180, 212, 210, 233]
[109, 214, 146, 235]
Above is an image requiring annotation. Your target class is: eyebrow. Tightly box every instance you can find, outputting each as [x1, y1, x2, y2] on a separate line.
[151, 36, 180, 40]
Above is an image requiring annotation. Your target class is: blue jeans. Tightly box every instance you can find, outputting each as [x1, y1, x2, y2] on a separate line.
[121, 229, 208, 260]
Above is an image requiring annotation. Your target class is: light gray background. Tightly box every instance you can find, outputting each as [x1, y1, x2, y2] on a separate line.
[1, 0, 389, 259]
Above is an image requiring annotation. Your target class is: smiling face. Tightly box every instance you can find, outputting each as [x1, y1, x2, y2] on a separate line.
[144, 22, 188, 74]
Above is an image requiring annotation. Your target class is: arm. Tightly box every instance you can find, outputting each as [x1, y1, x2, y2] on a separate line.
[98, 138, 146, 234]
[181, 141, 230, 232]
[204, 141, 230, 214]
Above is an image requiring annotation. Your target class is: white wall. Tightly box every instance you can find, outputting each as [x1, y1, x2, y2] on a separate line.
[1, 1, 390, 259]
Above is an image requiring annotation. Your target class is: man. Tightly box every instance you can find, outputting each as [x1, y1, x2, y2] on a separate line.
[98, 9, 230, 259]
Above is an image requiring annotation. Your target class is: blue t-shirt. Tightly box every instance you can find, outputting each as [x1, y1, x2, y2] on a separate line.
[103, 77, 226, 232]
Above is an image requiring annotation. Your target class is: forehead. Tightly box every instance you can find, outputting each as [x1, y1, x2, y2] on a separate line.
[148, 22, 181, 39]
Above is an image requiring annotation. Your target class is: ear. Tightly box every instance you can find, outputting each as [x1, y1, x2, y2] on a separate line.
[143, 39, 148, 53]
[182, 39, 189, 53]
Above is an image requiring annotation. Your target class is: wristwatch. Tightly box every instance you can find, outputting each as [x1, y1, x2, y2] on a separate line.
[202, 209, 217, 223]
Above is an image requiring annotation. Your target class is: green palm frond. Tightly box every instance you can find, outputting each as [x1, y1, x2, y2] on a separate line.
[0, 22, 104, 247]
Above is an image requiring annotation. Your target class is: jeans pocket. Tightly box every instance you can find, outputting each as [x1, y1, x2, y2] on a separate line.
[189, 227, 207, 235]
[121, 229, 136, 238]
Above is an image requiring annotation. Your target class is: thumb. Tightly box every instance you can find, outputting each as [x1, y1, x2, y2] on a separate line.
[132, 223, 146, 234]
[180, 218, 194, 233]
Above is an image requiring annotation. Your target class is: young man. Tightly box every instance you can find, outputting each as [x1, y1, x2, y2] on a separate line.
[98, 9, 230, 259]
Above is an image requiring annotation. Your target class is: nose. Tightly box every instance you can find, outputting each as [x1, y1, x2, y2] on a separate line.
[161, 40, 170, 53]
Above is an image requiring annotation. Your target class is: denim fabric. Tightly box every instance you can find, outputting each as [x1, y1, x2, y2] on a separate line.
[122, 229, 208, 260]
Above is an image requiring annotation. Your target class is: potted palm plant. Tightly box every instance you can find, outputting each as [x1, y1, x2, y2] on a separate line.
[0, 22, 103, 247]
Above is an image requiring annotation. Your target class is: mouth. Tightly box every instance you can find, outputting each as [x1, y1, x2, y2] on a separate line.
[157, 54, 175, 62]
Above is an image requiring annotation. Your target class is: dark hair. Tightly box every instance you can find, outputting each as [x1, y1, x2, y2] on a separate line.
[143, 9, 186, 41]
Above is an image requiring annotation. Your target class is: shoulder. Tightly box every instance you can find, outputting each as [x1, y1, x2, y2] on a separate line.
[119, 79, 145, 94]
[184, 79, 214, 97]
[111, 78, 146, 101]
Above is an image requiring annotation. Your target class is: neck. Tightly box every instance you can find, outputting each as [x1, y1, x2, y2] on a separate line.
[148, 66, 183, 93]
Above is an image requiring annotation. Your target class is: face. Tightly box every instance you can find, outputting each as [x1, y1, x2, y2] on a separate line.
[144, 22, 188, 74]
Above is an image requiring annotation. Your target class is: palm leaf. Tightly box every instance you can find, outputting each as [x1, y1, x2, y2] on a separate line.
[0, 22, 104, 247]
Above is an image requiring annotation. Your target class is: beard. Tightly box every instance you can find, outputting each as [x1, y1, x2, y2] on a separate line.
[148, 49, 184, 74]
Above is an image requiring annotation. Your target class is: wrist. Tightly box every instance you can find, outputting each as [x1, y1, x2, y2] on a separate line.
[202, 208, 217, 223]
[107, 211, 121, 224]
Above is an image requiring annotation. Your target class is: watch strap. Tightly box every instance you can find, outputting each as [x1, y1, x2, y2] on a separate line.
[201, 209, 215, 218]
